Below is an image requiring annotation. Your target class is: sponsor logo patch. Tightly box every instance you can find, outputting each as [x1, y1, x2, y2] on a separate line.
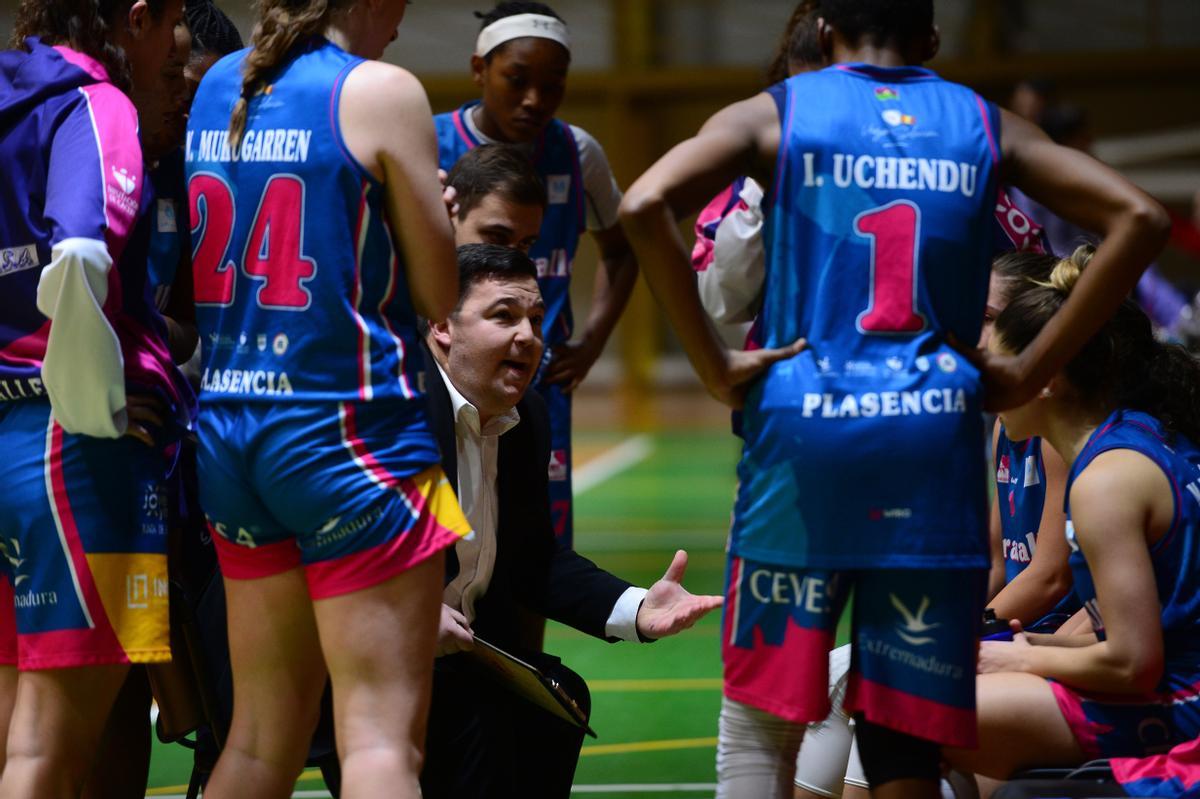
[0, 244, 40, 277]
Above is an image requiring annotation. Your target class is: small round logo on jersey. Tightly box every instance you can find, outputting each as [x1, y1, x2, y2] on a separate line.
[937, 353, 957, 373]
[273, 333, 289, 356]
[915, 356, 931, 372]
[881, 109, 917, 128]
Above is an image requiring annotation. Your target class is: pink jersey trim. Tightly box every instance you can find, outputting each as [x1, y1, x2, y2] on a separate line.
[78, 83, 144, 263]
[844, 674, 978, 748]
[52, 46, 108, 82]
[0, 323, 51, 368]
[350, 183, 374, 401]
[976, 95, 999, 168]
[452, 109, 476, 151]
[377, 223, 415, 399]
[338, 401, 401, 490]
[692, 184, 738, 273]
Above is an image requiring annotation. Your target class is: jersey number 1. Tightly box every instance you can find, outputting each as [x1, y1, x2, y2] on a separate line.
[854, 200, 926, 334]
[189, 173, 316, 310]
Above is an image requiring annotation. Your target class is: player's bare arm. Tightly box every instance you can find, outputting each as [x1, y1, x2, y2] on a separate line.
[980, 110, 1170, 411]
[620, 94, 803, 407]
[980, 451, 1166, 695]
[341, 60, 458, 322]
[544, 222, 638, 393]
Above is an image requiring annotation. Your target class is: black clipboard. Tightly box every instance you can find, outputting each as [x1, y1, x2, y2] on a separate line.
[466, 636, 597, 738]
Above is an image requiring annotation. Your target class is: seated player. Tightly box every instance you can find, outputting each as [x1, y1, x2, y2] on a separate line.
[945, 246, 1200, 780]
[446, 143, 546, 254]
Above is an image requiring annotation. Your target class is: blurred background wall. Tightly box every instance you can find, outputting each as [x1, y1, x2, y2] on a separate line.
[4, 0, 1197, 398]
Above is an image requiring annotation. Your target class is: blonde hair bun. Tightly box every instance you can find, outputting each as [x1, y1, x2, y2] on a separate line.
[1044, 244, 1095, 294]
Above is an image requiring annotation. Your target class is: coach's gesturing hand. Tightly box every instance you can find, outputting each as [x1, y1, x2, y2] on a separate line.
[635, 550, 723, 641]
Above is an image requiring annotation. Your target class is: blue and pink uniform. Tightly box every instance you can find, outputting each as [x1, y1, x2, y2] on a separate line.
[722, 63, 1001, 747]
[1114, 737, 1200, 799]
[0, 40, 191, 668]
[994, 428, 1078, 631]
[435, 104, 586, 545]
[186, 38, 469, 596]
[1050, 410, 1200, 759]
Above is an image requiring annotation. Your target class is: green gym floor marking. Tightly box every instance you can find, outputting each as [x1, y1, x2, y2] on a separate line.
[146, 430, 775, 799]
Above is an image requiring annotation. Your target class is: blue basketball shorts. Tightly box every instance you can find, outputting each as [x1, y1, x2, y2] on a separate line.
[723, 556, 986, 747]
[535, 380, 573, 547]
[0, 399, 170, 669]
[197, 399, 470, 599]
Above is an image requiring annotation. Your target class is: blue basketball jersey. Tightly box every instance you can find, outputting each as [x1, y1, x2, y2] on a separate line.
[731, 64, 1001, 569]
[434, 103, 586, 358]
[185, 39, 425, 404]
[995, 428, 1079, 625]
[996, 429, 1047, 582]
[1066, 410, 1200, 658]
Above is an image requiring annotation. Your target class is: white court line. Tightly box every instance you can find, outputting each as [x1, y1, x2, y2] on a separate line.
[574, 434, 654, 496]
[572, 785, 718, 794]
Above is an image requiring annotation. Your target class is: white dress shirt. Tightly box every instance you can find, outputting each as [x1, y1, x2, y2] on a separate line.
[436, 365, 647, 640]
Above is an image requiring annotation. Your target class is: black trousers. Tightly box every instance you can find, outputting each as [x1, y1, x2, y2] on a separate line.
[420, 651, 591, 799]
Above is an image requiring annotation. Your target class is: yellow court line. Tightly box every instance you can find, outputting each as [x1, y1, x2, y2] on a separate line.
[146, 768, 324, 796]
[588, 678, 722, 692]
[580, 736, 718, 757]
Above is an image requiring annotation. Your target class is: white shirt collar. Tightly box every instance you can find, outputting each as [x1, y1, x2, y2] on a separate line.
[435, 360, 521, 438]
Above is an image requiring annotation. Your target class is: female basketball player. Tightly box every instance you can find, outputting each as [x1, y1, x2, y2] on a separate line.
[435, 1, 638, 545]
[946, 246, 1200, 778]
[0, 0, 185, 795]
[620, 0, 1169, 796]
[185, 1, 469, 797]
[792, 249, 1079, 799]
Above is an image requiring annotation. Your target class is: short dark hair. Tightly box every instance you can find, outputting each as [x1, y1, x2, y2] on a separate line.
[819, 0, 933, 49]
[447, 145, 547, 222]
[474, 2, 567, 62]
[185, 0, 244, 58]
[456, 243, 539, 309]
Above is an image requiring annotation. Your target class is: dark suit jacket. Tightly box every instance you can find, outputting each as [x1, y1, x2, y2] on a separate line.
[423, 347, 633, 650]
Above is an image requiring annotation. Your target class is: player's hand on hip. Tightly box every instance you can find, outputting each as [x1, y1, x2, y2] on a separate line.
[436, 604, 475, 657]
[545, 337, 602, 393]
[947, 333, 1037, 412]
[711, 338, 807, 409]
[635, 550, 723, 641]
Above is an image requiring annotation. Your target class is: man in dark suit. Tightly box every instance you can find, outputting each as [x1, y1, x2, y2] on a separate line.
[419, 244, 721, 798]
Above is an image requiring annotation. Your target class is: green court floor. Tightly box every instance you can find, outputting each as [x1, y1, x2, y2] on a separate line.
[145, 429, 846, 797]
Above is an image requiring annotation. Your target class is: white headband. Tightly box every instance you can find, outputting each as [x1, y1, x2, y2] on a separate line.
[474, 13, 571, 58]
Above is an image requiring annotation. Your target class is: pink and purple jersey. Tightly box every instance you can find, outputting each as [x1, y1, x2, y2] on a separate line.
[0, 39, 183, 414]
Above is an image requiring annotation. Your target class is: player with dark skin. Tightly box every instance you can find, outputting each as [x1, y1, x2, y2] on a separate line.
[620, 18, 1167, 415]
[621, 10, 1168, 799]
[468, 33, 637, 393]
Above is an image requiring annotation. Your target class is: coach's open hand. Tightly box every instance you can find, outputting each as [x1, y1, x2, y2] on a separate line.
[635, 550, 723, 641]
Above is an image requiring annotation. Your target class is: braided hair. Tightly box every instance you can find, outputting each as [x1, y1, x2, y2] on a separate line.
[185, 0, 243, 58]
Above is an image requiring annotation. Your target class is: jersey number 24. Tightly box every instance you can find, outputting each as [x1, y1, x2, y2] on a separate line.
[189, 172, 317, 310]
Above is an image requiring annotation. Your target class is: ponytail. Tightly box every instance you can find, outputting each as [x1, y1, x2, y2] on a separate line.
[995, 245, 1200, 443]
[765, 0, 821, 85]
[229, 0, 346, 150]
